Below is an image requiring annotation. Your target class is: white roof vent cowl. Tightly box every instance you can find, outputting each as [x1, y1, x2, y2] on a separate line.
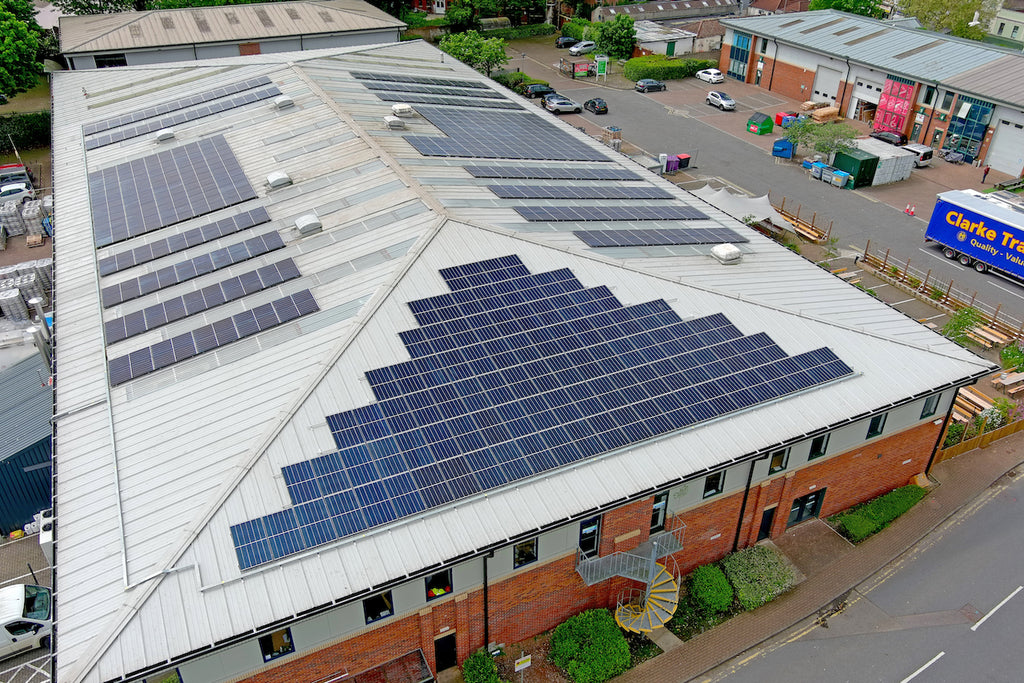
[295, 213, 322, 236]
[391, 103, 415, 117]
[274, 95, 295, 109]
[267, 171, 292, 189]
[711, 243, 742, 265]
[384, 116, 406, 130]
[155, 128, 175, 142]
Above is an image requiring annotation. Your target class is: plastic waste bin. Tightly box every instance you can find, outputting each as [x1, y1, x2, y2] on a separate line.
[677, 154, 691, 169]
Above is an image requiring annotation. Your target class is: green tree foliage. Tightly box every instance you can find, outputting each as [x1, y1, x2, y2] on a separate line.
[52, 0, 143, 14]
[439, 30, 509, 76]
[896, 0, 995, 40]
[689, 564, 733, 616]
[783, 119, 817, 155]
[940, 306, 984, 345]
[549, 609, 630, 683]
[560, 17, 591, 40]
[594, 14, 635, 59]
[0, 4, 40, 99]
[784, 119, 856, 157]
[461, 650, 502, 683]
[443, 0, 477, 31]
[808, 0, 885, 18]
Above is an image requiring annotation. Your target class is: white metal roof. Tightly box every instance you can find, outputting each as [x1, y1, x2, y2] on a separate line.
[50, 40, 994, 683]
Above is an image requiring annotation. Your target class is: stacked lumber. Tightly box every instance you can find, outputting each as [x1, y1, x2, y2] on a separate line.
[800, 101, 829, 111]
[811, 106, 840, 123]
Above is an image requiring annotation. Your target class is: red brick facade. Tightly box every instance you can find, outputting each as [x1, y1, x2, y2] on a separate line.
[236, 420, 938, 682]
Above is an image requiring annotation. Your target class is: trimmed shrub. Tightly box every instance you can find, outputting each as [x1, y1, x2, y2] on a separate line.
[622, 56, 717, 82]
[943, 421, 966, 447]
[833, 485, 926, 543]
[492, 71, 527, 90]
[689, 564, 733, 616]
[721, 545, 796, 611]
[0, 112, 51, 154]
[462, 650, 502, 683]
[485, 23, 556, 40]
[560, 17, 591, 41]
[835, 511, 877, 543]
[549, 609, 630, 683]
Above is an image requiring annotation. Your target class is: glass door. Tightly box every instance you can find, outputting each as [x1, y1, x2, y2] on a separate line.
[787, 489, 826, 527]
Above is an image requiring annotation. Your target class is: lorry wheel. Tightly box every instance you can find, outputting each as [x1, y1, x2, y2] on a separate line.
[943, 248, 956, 259]
[975, 262, 987, 273]
[959, 255, 971, 266]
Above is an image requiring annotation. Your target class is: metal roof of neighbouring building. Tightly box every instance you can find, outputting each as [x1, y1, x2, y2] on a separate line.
[49, 39, 995, 683]
[59, 0, 406, 54]
[722, 10, 1024, 108]
[0, 353, 51, 461]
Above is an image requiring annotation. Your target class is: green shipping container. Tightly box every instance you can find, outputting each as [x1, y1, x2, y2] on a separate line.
[832, 148, 879, 189]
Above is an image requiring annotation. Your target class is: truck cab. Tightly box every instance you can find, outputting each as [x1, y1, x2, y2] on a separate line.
[0, 585, 51, 660]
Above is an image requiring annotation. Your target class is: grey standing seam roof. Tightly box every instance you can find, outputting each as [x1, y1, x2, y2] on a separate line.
[0, 354, 52, 460]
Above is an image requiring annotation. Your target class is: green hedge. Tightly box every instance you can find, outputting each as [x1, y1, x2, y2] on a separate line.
[622, 56, 717, 82]
[833, 485, 927, 543]
[549, 609, 630, 683]
[485, 23, 556, 40]
[462, 650, 502, 683]
[560, 17, 592, 41]
[0, 112, 51, 154]
[721, 545, 796, 611]
[689, 564, 733, 616]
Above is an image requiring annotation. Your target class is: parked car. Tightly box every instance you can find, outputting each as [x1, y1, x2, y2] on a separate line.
[522, 83, 556, 99]
[869, 130, 909, 146]
[696, 68, 725, 84]
[568, 40, 596, 56]
[705, 91, 736, 111]
[542, 92, 565, 106]
[634, 79, 666, 93]
[555, 36, 579, 48]
[0, 585, 51, 661]
[584, 98, 608, 115]
[0, 182, 32, 204]
[545, 97, 582, 114]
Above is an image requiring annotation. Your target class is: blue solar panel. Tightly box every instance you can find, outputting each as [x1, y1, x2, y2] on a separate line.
[231, 256, 854, 569]
[574, 228, 749, 247]
[488, 185, 675, 200]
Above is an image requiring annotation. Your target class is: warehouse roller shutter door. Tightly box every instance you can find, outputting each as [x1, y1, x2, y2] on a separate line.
[986, 119, 1024, 177]
[812, 66, 841, 105]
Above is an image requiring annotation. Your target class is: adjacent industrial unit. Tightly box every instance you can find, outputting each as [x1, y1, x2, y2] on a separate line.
[49, 40, 995, 683]
[719, 10, 1024, 177]
[0, 354, 52, 535]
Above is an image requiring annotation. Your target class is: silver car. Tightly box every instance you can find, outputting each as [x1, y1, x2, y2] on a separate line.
[545, 97, 582, 114]
[706, 91, 736, 111]
[696, 68, 725, 84]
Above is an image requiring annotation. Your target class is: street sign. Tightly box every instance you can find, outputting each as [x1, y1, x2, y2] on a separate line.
[515, 654, 532, 672]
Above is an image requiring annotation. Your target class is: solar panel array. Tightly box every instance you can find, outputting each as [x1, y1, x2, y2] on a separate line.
[406, 107, 609, 161]
[107, 290, 319, 386]
[488, 185, 675, 200]
[98, 207, 271, 276]
[373, 92, 522, 110]
[514, 206, 709, 222]
[84, 86, 282, 150]
[230, 255, 853, 569]
[350, 71, 492, 90]
[104, 258, 301, 343]
[83, 76, 274, 136]
[466, 165, 642, 181]
[100, 232, 285, 308]
[89, 136, 257, 247]
[575, 228, 749, 247]
[357, 81, 504, 100]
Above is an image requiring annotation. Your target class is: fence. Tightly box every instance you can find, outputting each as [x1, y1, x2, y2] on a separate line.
[934, 417, 1024, 463]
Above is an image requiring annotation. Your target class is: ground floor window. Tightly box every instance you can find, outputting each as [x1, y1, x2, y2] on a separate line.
[258, 628, 294, 662]
[425, 569, 452, 601]
[514, 538, 539, 568]
[788, 489, 826, 527]
[363, 590, 393, 624]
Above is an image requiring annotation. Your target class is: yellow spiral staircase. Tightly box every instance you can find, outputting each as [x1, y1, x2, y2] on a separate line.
[614, 562, 680, 633]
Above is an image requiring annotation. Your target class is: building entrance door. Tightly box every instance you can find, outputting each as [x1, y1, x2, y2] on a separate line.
[757, 507, 776, 541]
[435, 633, 457, 672]
[787, 489, 826, 527]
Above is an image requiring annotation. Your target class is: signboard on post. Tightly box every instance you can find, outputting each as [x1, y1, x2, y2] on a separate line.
[515, 655, 532, 672]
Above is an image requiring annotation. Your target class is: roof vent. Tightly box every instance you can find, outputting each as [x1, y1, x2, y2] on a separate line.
[384, 115, 406, 130]
[295, 213, 322, 235]
[711, 243, 742, 265]
[267, 171, 292, 189]
[155, 128, 175, 142]
[391, 103, 415, 117]
[274, 95, 295, 109]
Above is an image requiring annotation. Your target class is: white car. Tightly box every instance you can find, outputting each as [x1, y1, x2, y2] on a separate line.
[568, 40, 596, 56]
[696, 68, 725, 84]
[0, 182, 32, 204]
[0, 585, 51, 661]
[545, 97, 582, 114]
[706, 91, 736, 110]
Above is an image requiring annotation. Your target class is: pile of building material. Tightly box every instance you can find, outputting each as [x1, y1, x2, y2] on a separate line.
[811, 106, 840, 123]
[800, 101, 830, 111]
[852, 138, 916, 185]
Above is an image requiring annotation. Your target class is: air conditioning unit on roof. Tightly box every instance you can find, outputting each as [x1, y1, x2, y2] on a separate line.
[267, 171, 292, 189]
[295, 213, 322, 236]
[711, 243, 742, 265]
[274, 95, 295, 109]
[384, 116, 406, 130]
[391, 103, 415, 117]
[155, 128, 175, 142]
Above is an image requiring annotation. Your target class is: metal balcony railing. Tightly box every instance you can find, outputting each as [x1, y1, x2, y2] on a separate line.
[575, 517, 685, 587]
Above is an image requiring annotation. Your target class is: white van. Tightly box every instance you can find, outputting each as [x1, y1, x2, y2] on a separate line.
[0, 584, 51, 660]
[902, 143, 933, 167]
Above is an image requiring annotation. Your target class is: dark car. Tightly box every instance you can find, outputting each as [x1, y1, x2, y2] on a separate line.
[635, 79, 666, 93]
[522, 83, 556, 99]
[555, 36, 579, 48]
[584, 98, 608, 114]
[869, 130, 909, 146]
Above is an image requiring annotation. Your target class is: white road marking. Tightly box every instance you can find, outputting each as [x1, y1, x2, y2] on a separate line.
[971, 585, 1022, 632]
[986, 280, 1024, 301]
[892, 298, 916, 305]
[900, 651, 945, 683]
[920, 248, 948, 263]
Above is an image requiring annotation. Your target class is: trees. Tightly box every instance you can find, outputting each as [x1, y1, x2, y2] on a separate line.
[0, 2, 41, 100]
[594, 14, 635, 59]
[896, 0, 996, 40]
[783, 119, 857, 157]
[807, 0, 886, 18]
[438, 30, 509, 77]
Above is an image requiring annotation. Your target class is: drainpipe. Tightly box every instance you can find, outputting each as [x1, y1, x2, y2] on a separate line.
[767, 37, 779, 91]
[925, 392, 958, 475]
[838, 56, 851, 114]
[732, 455, 767, 552]
[921, 82, 941, 144]
[482, 550, 493, 649]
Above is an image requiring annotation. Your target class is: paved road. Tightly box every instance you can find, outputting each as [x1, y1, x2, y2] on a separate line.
[702, 470, 1024, 683]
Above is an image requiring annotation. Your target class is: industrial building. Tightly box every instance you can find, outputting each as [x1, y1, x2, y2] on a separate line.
[49, 39, 994, 683]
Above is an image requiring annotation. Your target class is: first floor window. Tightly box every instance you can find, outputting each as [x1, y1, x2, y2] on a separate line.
[513, 538, 539, 568]
[650, 491, 669, 533]
[94, 53, 128, 68]
[258, 628, 294, 662]
[768, 448, 789, 474]
[144, 668, 183, 683]
[363, 590, 393, 624]
[920, 394, 940, 419]
[809, 433, 829, 460]
[579, 516, 601, 558]
[425, 569, 452, 601]
[703, 471, 724, 498]
[867, 413, 887, 438]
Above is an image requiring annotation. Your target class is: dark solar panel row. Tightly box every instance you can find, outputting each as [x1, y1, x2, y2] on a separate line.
[107, 290, 319, 387]
[104, 258, 302, 343]
[83, 76, 274, 135]
[89, 136, 257, 247]
[514, 205, 710, 222]
[406, 107, 608, 161]
[359, 81, 504, 100]
[350, 71, 491, 90]
[230, 256, 853, 569]
[374, 92, 522, 110]
[465, 165, 642, 181]
[487, 184, 675, 200]
[85, 86, 282, 150]
[100, 232, 285, 308]
[574, 228, 749, 247]
[98, 207, 271, 276]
